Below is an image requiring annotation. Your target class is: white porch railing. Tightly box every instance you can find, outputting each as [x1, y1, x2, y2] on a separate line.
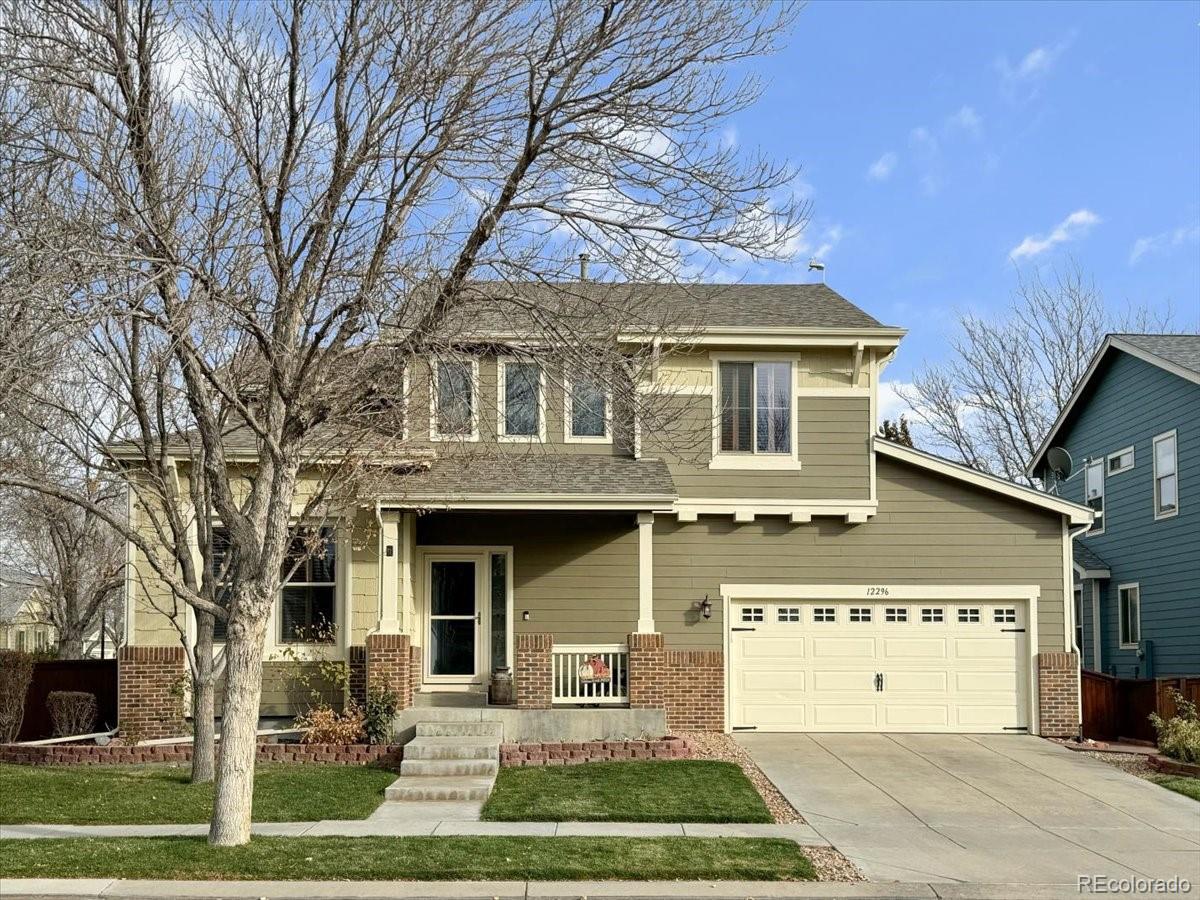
[552, 643, 629, 706]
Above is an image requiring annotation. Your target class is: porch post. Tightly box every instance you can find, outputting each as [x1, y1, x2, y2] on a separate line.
[400, 512, 416, 632]
[636, 512, 655, 633]
[377, 510, 401, 633]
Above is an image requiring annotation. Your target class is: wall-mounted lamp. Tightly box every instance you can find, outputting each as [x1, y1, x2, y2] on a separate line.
[522, 610, 530, 621]
[698, 595, 713, 620]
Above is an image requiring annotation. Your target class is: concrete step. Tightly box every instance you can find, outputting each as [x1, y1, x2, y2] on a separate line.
[403, 736, 499, 760]
[385, 775, 496, 802]
[415, 720, 503, 738]
[399, 757, 499, 777]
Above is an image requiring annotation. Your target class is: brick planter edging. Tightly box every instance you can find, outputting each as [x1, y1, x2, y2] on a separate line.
[1148, 754, 1200, 777]
[499, 737, 690, 767]
[0, 742, 403, 767]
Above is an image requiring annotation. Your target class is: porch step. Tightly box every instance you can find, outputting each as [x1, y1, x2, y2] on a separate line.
[384, 775, 496, 802]
[402, 736, 500, 760]
[415, 721, 503, 739]
[400, 758, 499, 777]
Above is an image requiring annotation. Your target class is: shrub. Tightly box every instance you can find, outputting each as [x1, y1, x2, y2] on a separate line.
[295, 703, 365, 744]
[362, 688, 398, 745]
[1150, 690, 1200, 764]
[47, 690, 98, 737]
[0, 650, 36, 742]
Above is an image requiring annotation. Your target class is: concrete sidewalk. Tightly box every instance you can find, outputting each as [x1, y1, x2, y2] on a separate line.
[3, 878, 1192, 899]
[0, 819, 827, 843]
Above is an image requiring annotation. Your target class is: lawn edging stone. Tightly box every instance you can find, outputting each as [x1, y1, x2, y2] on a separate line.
[499, 736, 690, 767]
[0, 741, 402, 767]
[1148, 755, 1200, 777]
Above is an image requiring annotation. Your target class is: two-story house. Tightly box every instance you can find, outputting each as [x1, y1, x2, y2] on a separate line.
[118, 283, 1091, 741]
[1029, 333, 1200, 680]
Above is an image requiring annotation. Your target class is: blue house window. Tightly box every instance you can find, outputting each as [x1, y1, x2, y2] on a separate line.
[1084, 459, 1105, 535]
[1118, 584, 1140, 649]
[1153, 432, 1178, 519]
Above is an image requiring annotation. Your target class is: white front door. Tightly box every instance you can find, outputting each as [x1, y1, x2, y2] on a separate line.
[729, 599, 1029, 733]
[425, 558, 483, 684]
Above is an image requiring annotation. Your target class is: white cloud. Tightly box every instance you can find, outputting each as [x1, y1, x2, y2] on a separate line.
[946, 105, 982, 138]
[1129, 223, 1200, 265]
[867, 152, 897, 181]
[878, 381, 913, 424]
[1009, 209, 1101, 261]
[721, 126, 739, 150]
[997, 34, 1075, 100]
[909, 126, 938, 155]
[780, 222, 845, 262]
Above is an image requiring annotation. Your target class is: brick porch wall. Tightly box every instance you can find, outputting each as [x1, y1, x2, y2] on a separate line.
[365, 633, 414, 709]
[627, 632, 664, 709]
[515, 633, 553, 709]
[628, 634, 723, 732]
[1038, 650, 1080, 738]
[117, 646, 187, 740]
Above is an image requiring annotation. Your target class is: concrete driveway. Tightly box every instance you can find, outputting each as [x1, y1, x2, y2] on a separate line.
[737, 733, 1200, 885]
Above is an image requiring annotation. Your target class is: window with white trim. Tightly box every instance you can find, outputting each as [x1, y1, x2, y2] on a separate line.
[1107, 447, 1134, 475]
[280, 528, 337, 644]
[921, 607, 944, 623]
[567, 375, 609, 440]
[958, 607, 981, 624]
[1153, 432, 1178, 518]
[849, 607, 871, 623]
[1084, 458, 1104, 534]
[993, 607, 1017, 624]
[885, 607, 908, 623]
[210, 526, 233, 642]
[501, 360, 542, 438]
[1119, 584, 1140, 648]
[777, 606, 801, 623]
[813, 607, 835, 622]
[718, 361, 792, 454]
[741, 607, 764, 623]
[434, 359, 475, 438]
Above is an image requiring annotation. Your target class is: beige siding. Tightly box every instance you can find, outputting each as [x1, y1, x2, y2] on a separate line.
[416, 512, 639, 643]
[215, 661, 344, 717]
[645, 394, 871, 500]
[653, 455, 1066, 654]
[349, 509, 380, 644]
[654, 346, 871, 391]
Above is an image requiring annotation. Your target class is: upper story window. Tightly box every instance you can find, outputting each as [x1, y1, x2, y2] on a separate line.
[714, 360, 796, 468]
[566, 374, 610, 442]
[433, 359, 477, 441]
[1153, 431, 1178, 519]
[1084, 458, 1104, 534]
[280, 528, 337, 644]
[500, 361, 543, 440]
[1107, 447, 1134, 475]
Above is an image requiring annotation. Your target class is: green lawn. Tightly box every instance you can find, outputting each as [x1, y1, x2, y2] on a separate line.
[0, 836, 814, 881]
[0, 763, 398, 825]
[1153, 775, 1200, 802]
[481, 759, 773, 823]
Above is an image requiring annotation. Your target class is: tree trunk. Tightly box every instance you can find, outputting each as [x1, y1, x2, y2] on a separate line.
[208, 608, 267, 847]
[190, 611, 217, 784]
[56, 627, 85, 660]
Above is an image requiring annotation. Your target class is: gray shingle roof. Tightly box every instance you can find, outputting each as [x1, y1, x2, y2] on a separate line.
[1073, 542, 1110, 576]
[377, 453, 676, 502]
[1114, 334, 1200, 376]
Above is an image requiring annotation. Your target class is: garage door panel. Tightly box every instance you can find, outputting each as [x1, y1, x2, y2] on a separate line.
[728, 595, 1029, 734]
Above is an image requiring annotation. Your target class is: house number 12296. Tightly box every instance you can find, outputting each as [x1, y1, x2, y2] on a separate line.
[866, 587, 890, 596]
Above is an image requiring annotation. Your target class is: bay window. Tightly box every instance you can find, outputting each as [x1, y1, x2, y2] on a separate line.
[501, 360, 542, 439]
[433, 359, 477, 439]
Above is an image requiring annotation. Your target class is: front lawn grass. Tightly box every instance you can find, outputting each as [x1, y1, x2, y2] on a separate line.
[1153, 775, 1200, 802]
[0, 836, 815, 881]
[0, 763, 397, 825]
[481, 759, 772, 823]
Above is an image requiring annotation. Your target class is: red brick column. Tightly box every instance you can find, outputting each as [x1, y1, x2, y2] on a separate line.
[662, 649, 724, 732]
[627, 632, 664, 710]
[1038, 650, 1080, 738]
[365, 633, 414, 710]
[515, 633, 553, 709]
[118, 646, 186, 740]
[348, 645, 367, 708]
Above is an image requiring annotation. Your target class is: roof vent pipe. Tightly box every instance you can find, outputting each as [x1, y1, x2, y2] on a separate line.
[578, 252, 590, 281]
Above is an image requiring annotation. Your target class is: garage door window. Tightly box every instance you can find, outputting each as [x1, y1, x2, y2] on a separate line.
[921, 607, 944, 623]
[813, 607, 835, 622]
[993, 607, 1017, 624]
[777, 607, 801, 623]
[885, 607, 908, 623]
[849, 607, 872, 623]
[958, 607, 981, 623]
[741, 607, 764, 623]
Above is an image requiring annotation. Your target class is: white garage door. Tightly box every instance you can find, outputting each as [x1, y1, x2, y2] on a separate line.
[729, 599, 1030, 733]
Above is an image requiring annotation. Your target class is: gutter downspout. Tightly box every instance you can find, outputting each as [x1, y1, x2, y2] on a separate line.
[1066, 521, 1091, 739]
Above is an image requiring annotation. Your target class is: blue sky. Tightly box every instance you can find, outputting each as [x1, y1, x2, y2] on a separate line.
[726, 0, 1200, 416]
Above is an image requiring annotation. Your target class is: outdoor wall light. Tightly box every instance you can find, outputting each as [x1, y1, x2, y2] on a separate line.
[699, 596, 713, 620]
[522, 610, 530, 621]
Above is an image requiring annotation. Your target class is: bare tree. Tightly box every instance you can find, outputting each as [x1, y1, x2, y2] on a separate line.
[0, 0, 806, 845]
[899, 264, 1175, 484]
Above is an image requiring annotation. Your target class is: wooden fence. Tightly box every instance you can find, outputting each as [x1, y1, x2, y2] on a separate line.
[1081, 671, 1200, 743]
[17, 659, 118, 741]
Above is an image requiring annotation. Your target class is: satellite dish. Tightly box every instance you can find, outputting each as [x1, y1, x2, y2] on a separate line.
[1047, 446, 1073, 480]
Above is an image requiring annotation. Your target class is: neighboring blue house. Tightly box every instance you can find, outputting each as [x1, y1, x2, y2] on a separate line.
[1029, 334, 1200, 679]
